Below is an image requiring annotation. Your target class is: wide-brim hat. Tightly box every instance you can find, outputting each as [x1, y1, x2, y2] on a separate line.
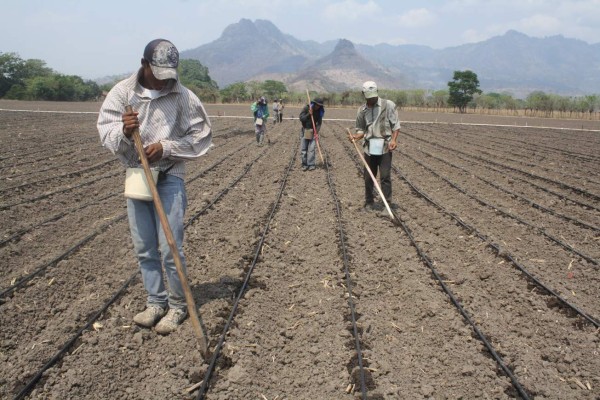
[313, 98, 324, 106]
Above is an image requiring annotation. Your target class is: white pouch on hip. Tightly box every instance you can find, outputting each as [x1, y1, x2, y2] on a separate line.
[124, 168, 159, 201]
[368, 138, 385, 155]
[255, 117, 263, 126]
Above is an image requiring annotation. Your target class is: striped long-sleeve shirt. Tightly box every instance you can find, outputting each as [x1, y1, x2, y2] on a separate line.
[97, 70, 212, 180]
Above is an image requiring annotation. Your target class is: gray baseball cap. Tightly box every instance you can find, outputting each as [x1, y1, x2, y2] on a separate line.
[143, 39, 179, 80]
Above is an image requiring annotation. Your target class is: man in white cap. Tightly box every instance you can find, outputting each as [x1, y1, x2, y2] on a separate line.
[97, 39, 212, 334]
[350, 81, 401, 210]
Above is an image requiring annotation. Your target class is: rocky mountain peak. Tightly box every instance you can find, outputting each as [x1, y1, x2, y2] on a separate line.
[334, 39, 356, 52]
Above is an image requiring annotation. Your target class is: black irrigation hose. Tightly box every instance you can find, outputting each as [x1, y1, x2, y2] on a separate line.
[0, 159, 117, 194]
[405, 130, 600, 203]
[0, 136, 92, 163]
[12, 272, 139, 400]
[452, 129, 600, 164]
[0, 192, 120, 247]
[322, 144, 368, 400]
[0, 172, 120, 211]
[392, 165, 600, 328]
[8, 134, 274, 398]
[393, 215, 532, 400]
[0, 141, 251, 247]
[440, 143, 600, 214]
[0, 213, 128, 299]
[185, 151, 265, 228]
[440, 130, 600, 187]
[415, 148, 600, 232]
[1, 139, 256, 293]
[430, 125, 598, 176]
[5, 155, 114, 179]
[196, 142, 298, 400]
[401, 151, 599, 266]
[335, 130, 531, 399]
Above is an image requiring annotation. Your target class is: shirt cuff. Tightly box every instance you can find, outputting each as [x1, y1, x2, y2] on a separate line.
[161, 140, 172, 158]
[122, 132, 132, 146]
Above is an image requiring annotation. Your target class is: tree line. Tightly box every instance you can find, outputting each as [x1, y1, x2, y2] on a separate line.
[2, 52, 598, 119]
[0, 52, 101, 101]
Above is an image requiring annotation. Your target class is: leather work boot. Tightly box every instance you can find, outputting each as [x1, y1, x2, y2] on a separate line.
[155, 308, 188, 335]
[133, 305, 166, 328]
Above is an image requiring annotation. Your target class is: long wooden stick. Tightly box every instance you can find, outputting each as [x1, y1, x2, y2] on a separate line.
[305, 90, 325, 164]
[346, 128, 395, 220]
[125, 105, 208, 357]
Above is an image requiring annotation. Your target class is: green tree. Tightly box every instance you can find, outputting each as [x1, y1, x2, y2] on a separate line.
[526, 91, 553, 117]
[179, 59, 218, 90]
[447, 70, 482, 113]
[0, 53, 54, 97]
[430, 90, 449, 109]
[246, 81, 263, 101]
[262, 80, 287, 100]
[220, 82, 248, 103]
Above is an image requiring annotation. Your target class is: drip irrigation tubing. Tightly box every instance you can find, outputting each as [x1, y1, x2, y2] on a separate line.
[0, 137, 93, 163]
[335, 127, 532, 399]
[0, 213, 128, 299]
[0, 139, 252, 247]
[0, 159, 117, 194]
[1, 139, 258, 295]
[195, 141, 298, 399]
[391, 212, 533, 399]
[434, 128, 600, 187]
[8, 135, 276, 398]
[414, 148, 600, 232]
[424, 138, 600, 214]
[434, 124, 595, 168]
[390, 165, 600, 328]
[444, 128, 600, 164]
[322, 143, 368, 399]
[11, 272, 139, 400]
[334, 129, 599, 327]
[400, 150, 599, 266]
[4, 155, 114, 180]
[0, 172, 119, 211]
[0, 192, 119, 247]
[404, 130, 600, 203]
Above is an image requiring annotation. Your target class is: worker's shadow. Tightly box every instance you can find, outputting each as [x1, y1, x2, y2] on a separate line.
[189, 276, 244, 345]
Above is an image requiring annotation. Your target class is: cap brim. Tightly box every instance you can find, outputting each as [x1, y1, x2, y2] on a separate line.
[363, 90, 378, 99]
[150, 65, 178, 80]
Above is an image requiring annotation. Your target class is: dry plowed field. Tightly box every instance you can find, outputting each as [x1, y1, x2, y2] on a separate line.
[0, 101, 599, 400]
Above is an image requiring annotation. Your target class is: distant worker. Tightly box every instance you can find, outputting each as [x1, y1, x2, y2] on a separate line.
[349, 81, 400, 210]
[97, 39, 212, 334]
[272, 99, 280, 124]
[251, 96, 269, 146]
[278, 98, 285, 123]
[298, 97, 324, 171]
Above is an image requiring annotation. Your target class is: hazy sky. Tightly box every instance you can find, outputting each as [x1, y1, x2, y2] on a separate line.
[1, 0, 599, 79]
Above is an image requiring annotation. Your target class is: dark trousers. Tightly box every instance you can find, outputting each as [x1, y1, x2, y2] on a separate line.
[364, 152, 392, 203]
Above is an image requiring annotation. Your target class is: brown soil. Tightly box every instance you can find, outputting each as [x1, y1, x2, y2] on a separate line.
[0, 100, 598, 399]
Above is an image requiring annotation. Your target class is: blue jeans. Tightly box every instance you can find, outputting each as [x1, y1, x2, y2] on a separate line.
[127, 174, 188, 310]
[300, 128, 316, 167]
[255, 122, 266, 144]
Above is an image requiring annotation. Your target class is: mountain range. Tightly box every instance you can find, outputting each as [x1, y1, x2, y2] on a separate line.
[180, 19, 600, 97]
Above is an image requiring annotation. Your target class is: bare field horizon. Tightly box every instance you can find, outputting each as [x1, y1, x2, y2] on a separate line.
[0, 99, 598, 131]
